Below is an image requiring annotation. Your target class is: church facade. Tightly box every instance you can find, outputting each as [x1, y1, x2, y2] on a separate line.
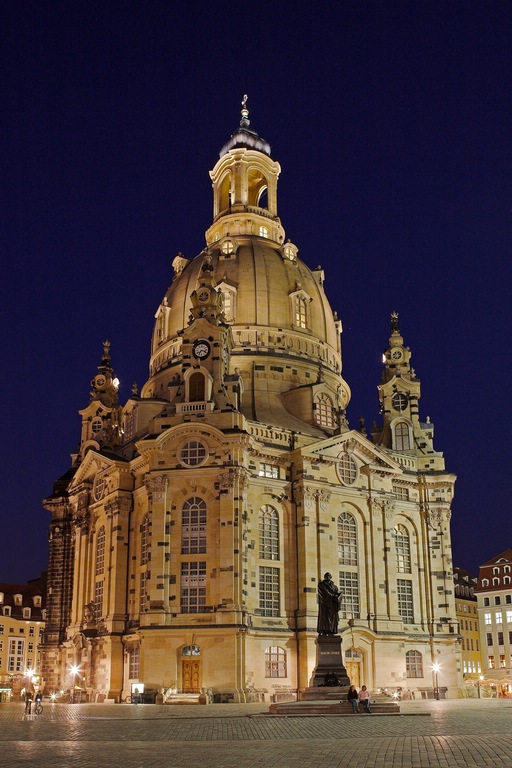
[41, 104, 461, 702]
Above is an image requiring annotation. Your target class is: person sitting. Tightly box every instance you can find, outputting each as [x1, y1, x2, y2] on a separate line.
[347, 685, 359, 713]
[358, 684, 372, 713]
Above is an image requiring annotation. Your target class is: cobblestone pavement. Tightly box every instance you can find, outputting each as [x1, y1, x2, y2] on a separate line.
[0, 698, 511, 768]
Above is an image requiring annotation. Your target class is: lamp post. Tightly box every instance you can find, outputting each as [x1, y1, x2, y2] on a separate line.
[70, 665, 80, 704]
[432, 662, 440, 700]
[477, 674, 484, 699]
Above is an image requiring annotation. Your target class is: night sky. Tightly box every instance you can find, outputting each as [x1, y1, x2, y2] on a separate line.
[2, 1, 511, 583]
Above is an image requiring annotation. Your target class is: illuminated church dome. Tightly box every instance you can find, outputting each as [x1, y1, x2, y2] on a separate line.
[142, 99, 350, 434]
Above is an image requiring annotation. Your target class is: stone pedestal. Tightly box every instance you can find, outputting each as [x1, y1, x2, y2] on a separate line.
[302, 635, 350, 700]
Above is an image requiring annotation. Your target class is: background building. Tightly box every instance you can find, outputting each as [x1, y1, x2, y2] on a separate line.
[0, 575, 46, 701]
[454, 567, 481, 695]
[476, 549, 512, 697]
[41, 106, 461, 702]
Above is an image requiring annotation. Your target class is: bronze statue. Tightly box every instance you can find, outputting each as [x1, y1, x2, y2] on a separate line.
[317, 572, 342, 635]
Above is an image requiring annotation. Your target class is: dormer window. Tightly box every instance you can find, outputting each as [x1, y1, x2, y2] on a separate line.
[282, 241, 298, 261]
[0, 593, 3, 605]
[14, 594, 22, 606]
[259, 226, 268, 238]
[33, 596, 41, 607]
[394, 422, 411, 451]
[315, 393, 335, 428]
[3, 607, 11, 616]
[23, 608, 31, 619]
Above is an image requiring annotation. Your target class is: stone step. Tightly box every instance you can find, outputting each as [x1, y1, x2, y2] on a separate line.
[268, 700, 400, 716]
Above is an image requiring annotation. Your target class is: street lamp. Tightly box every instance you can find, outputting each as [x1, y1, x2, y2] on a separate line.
[477, 674, 484, 699]
[432, 663, 440, 700]
[70, 665, 80, 704]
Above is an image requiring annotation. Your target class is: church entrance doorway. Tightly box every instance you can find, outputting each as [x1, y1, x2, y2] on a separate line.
[181, 644, 201, 693]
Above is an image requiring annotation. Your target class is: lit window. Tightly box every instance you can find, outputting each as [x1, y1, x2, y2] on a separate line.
[181, 562, 207, 613]
[259, 226, 268, 238]
[337, 454, 358, 485]
[395, 525, 411, 573]
[181, 498, 207, 555]
[496, 611, 503, 624]
[484, 612, 491, 625]
[488, 655, 495, 669]
[23, 608, 31, 619]
[221, 239, 235, 255]
[405, 650, 423, 678]
[180, 440, 207, 467]
[259, 463, 279, 479]
[259, 506, 279, 561]
[222, 287, 236, 323]
[397, 579, 414, 624]
[315, 393, 335, 428]
[506, 611, 512, 624]
[265, 646, 287, 678]
[294, 296, 307, 329]
[338, 512, 357, 566]
[395, 422, 411, 450]
[259, 566, 280, 617]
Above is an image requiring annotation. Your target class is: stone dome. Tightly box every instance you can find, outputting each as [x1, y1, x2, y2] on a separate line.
[141, 106, 350, 432]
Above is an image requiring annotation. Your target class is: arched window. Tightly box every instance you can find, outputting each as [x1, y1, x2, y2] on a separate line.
[95, 526, 105, 576]
[259, 505, 279, 560]
[338, 512, 357, 565]
[406, 650, 423, 678]
[394, 524, 411, 573]
[141, 516, 150, 565]
[189, 372, 205, 402]
[315, 393, 335, 428]
[294, 296, 307, 329]
[395, 422, 411, 450]
[265, 646, 286, 678]
[182, 497, 207, 554]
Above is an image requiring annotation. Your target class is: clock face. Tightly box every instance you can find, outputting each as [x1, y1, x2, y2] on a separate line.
[391, 350, 402, 360]
[198, 290, 210, 303]
[193, 339, 211, 359]
[92, 375, 106, 388]
[392, 392, 409, 412]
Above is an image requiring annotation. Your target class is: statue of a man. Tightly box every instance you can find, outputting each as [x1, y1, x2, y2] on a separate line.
[317, 572, 342, 635]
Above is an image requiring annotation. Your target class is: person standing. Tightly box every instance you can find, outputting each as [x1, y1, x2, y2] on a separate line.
[358, 684, 372, 713]
[24, 691, 33, 714]
[347, 685, 359, 713]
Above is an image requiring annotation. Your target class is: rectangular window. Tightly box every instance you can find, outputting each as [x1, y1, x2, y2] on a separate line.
[7, 638, 24, 673]
[500, 654, 506, 668]
[397, 579, 414, 624]
[29, 626, 34, 637]
[506, 610, 512, 624]
[94, 579, 104, 619]
[487, 632, 493, 647]
[140, 570, 149, 613]
[484, 612, 491, 625]
[265, 646, 286, 678]
[259, 463, 279, 479]
[339, 571, 360, 619]
[488, 655, 495, 669]
[392, 484, 409, 501]
[259, 566, 280, 617]
[181, 562, 207, 614]
[498, 632, 504, 646]
[129, 646, 140, 679]
[496, 611, 503, 624]
[0, 624, 3, 635]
